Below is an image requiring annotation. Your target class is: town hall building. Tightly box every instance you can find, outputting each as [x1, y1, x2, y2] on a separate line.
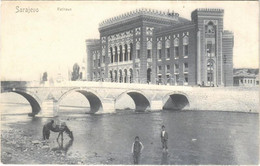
[86, 8, 234, 86]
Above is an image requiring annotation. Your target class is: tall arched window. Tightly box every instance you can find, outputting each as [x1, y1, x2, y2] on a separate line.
[147, 68, 151, 83]
[136, 42, 140, 59]
[130, 43, 133, 60]
[147, 41, 152, 59]
[110, 70, 113, 82]
[119, 45, 123, 62]
[165, 40, 170, 59]
[174, 38, 179, 59]
[124, 69, 128, 83]
[110, 47, 113, 63]
[129, 68, 133, 83]
[124, 44, 128, 61]
[157, 41, 162, 60]
[114, 46, 118, 62]
[183, 36, 189, 57]
[119, 70, 123, 83]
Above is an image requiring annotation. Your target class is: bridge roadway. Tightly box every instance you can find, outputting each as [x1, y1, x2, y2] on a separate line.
[1, 81, 258, 117]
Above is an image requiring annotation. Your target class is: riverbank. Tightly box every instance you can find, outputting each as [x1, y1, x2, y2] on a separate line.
[1, 124, 118, 164]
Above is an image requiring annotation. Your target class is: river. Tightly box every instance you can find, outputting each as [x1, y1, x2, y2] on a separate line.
[1, 101, 258, 165]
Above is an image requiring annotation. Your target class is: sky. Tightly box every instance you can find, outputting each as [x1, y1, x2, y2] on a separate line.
[1, 1, 259, 81]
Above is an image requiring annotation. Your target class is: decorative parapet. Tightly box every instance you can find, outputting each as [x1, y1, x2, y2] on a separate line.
[99, 8, 179, 28]
[197, 8, 224, 12]
[191, 8, 224, 20]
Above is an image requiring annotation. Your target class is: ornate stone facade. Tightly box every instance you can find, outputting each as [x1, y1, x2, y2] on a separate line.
[86, 8, 234, 86]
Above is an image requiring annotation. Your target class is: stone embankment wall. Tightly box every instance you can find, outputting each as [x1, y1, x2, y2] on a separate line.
[187, 87, 259, 113]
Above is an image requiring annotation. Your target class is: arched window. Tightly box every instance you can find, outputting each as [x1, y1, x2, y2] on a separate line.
[129, 68, 133, 83]
[119, 45, 123, 62]
[147, 68, 151, 83]
[165, 40, 170, 59]
[183, 36, 189, 57]
[136, 42, 140, 59]
[110, 70, 113, 82]
[124, 69, 128, 83]
[206, 21, 215, 34]
[119, 70, 123, 83]
[147, 41, 152, 59]
[110, 47, 113, 63]
[174, 38, 179, 59]
[130, 43, 133, 60]
[114, 46, 118, 62]
[124, 44, 128, 61]
[157, 41, 162, 60]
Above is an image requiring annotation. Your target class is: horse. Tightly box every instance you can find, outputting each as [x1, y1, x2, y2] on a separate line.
[43, 121, 73, 141]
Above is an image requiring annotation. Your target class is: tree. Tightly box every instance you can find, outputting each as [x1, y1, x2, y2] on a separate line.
[71, 63, 80, 81]
[42, 72, 48, 82]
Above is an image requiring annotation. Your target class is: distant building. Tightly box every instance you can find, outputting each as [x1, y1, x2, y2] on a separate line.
[233, 69, 259, 87]
[86, 8, 234, 86]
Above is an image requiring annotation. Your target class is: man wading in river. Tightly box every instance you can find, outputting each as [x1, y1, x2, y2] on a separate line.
[161, 125, 168, 152]
[132, 136, 144, 164]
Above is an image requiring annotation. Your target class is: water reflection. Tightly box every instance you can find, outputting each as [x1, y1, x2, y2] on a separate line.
[52, 139, 74, 155]
[161, 151, 169, 165]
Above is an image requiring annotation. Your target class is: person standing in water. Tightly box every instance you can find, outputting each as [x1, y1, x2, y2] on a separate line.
[132, 136, 144, 164]
[161, 125, 168, 152]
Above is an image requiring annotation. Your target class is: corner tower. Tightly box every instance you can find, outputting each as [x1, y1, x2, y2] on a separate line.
[192, 9, 225, 86]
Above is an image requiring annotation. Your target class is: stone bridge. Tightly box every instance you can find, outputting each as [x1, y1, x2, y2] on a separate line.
[1, 81, 258, 117]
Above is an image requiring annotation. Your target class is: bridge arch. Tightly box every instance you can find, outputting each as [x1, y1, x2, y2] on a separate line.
[57, 88, 103, 113]
[163, 92, 190, 110]
[3, 89, 42, 116]
[116, 90, 150, 112]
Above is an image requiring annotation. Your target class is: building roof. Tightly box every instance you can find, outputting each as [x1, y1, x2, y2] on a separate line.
[223, 30, 234, 38]
[154, 22, 195, 35]
[85, 39, 100, 46]
[233, 69, 256, 78]
[99, 8, 190, 29]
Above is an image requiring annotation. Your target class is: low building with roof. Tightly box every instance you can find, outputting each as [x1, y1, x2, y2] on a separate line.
[233, 70, 258, 86]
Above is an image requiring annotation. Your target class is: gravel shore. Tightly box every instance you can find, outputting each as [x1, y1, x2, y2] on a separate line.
[1, 124, 118, 164]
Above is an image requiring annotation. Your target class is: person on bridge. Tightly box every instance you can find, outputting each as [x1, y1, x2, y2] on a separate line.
[132, 136, 144, 164]
[161, 125, 168, 152]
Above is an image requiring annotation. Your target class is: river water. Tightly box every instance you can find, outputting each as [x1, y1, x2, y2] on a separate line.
[1, 103, 259, 165]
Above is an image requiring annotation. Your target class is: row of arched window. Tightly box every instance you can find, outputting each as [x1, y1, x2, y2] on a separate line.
[109, 69, 133, 83]
[110, 43, 133, 63]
